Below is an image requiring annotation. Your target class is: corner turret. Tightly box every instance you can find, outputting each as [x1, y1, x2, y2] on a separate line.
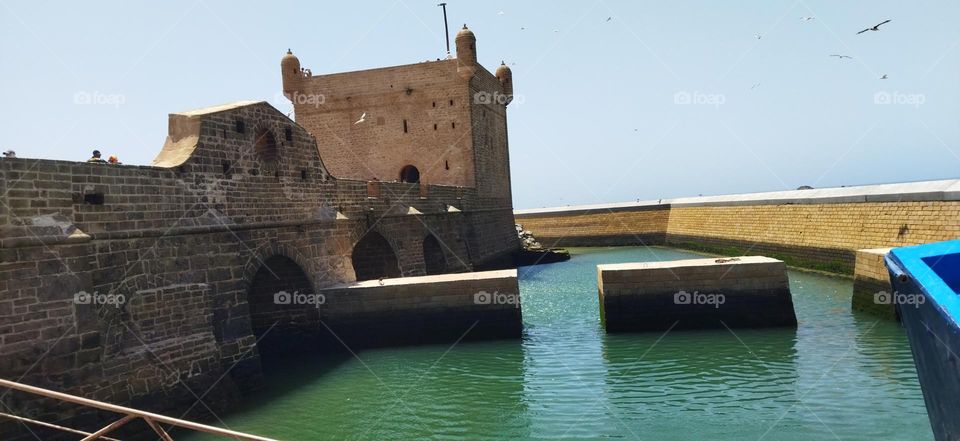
[281, 49, 302, 100]
[495, 61, 513, 105]
[455, 25, 477, 80]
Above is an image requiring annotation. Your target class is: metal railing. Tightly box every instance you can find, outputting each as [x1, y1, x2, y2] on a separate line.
[0, 378, 277, 441]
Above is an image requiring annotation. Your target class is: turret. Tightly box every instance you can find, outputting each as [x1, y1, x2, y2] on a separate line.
[455, 24, 477, 80]
[495, 61, 513, 106]
[281, 49, 301, 101]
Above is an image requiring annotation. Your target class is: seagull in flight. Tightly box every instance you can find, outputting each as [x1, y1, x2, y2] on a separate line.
[750, 82, 761, 90]
[801, 16, 815, 21]
[857, 19, 891, 34]
[354, 112, 367, 125]
[755, 33, 762, 40]
[606, 17, 612, 22]
[880, 74, 888, 79]
[829, 54, 853, 59]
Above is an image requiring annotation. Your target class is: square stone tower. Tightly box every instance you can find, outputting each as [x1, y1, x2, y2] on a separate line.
[281, 24, 515, 201]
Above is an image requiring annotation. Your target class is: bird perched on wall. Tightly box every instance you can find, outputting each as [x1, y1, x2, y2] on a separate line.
[354, 112, 367, 125]
[829, 54, 853, 59]
[2, 150, 15, 158]
[857, 20, 891, 34]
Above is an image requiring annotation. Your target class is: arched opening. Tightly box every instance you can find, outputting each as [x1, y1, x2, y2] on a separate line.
[247, 255, 316, 356]
[351, 232, 401, 281]
[254, 129, 278, 166]
[423, 234, 447, 275]
[399, 165, 420, 183]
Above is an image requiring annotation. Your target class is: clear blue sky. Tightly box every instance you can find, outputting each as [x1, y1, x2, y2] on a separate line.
[2, 1, 958, 209]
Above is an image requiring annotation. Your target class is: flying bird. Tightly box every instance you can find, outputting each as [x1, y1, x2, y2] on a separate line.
[755, 34, 762, 40]
[857, 19, 891, 34]
[354, 112, 367, 125]
[801, 16, 815, 21]
[750, 82, 761, 90]
[880, 74, 888, 79]
[606, 17, 612, 22]
[829, 54, 853, 59]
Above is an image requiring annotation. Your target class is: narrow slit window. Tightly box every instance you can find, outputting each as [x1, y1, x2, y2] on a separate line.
[403, 119, 408, 133]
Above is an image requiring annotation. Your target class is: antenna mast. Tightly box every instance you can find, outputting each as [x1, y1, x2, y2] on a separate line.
[438, 3, 451, 57]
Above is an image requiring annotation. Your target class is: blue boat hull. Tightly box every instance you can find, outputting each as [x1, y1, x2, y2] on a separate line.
[886, 240, 960, 441]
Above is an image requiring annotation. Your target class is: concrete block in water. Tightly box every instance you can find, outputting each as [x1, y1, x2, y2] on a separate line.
[317, 269, 522, 347]
[598, 256, 796, 332]
[851, 248, 896, 319]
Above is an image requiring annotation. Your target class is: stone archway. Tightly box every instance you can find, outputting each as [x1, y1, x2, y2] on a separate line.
[351, 232, 401, 281]
[247, 255, 317, 356]
[423, 234, 447, 275]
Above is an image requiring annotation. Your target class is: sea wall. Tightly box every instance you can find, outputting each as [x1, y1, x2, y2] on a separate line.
[515, 180, 960, 274]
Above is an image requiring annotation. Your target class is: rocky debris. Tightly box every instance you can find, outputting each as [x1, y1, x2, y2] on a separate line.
[513, 224, 570, 266]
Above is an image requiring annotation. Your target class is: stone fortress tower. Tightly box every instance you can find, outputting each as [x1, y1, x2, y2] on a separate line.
[281, 24, 515, 203]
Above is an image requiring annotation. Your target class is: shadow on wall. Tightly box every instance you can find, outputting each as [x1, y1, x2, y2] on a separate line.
[351, 232, 401, 281]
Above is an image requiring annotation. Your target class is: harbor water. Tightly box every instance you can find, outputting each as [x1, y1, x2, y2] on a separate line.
[179, 246, 931, 440]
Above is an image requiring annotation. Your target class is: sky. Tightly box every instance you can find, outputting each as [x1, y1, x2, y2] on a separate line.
[1, 0, 958, 209]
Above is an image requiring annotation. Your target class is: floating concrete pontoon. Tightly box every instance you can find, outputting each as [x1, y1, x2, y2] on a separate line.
[598, 256, 797, 332]
[317, 269, 522, 347]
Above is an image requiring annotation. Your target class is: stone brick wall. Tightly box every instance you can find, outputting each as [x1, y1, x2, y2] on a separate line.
[0, 99, 518, 439]
[515, 206, 670, 247]
[515, 183, 960, 274]
[852, 248, 895, 318]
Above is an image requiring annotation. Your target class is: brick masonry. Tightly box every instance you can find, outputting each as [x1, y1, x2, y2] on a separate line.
[852, 248, 896, 319]
[598, 256, 797, 332]
[0, 95, 518, 437]
[516, 185, 960, 275]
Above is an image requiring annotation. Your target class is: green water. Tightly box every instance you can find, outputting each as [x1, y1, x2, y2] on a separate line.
[180, 247, 931, 440]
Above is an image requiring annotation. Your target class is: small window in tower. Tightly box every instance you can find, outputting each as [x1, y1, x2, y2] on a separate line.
[403, 119, 408, 133]
[235, 119, 246, 133]
[451, 122, 456, 129]
[301, 169, 308, 181]
[433, 123, 438, 130]
[399, 165, 420, 183]
[285, 127, 293, 141]
[449, 99, 454, 106]
[445, 160, 450, 170]
[432, 101, 436, 107]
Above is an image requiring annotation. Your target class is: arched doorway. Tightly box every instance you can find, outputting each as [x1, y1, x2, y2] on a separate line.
[423, 234, 447, 275]
[399, 165, 420, 183]
[247, 255, 316, 355]
[351, 232, 401, 281]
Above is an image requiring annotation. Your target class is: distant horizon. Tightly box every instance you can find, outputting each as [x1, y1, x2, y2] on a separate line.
[2, 1, 958, 209]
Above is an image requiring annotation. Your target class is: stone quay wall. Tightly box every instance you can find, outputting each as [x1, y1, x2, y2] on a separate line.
[515, 180, 960, 274]
[0, 101, 518, 439]
[598, 256, 797, 332]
